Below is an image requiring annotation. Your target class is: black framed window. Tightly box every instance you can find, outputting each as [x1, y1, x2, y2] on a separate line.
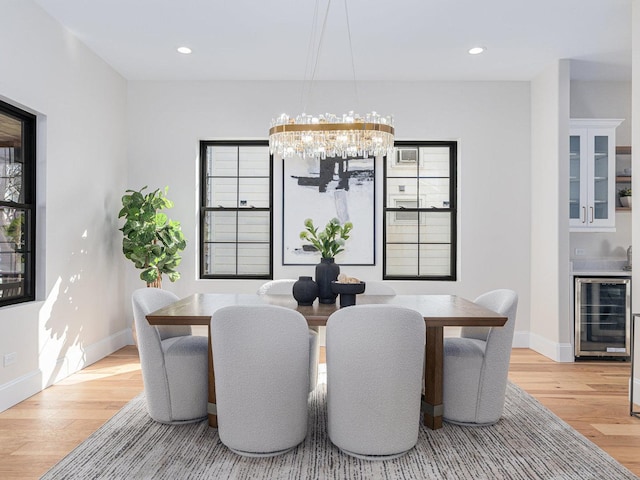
[200, 141, 272, 279]
[0, 100, 36, 305]
[383, 141, 457, 280]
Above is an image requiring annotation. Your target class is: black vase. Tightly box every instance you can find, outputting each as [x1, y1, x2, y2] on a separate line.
[315, 258, 340, 304]
[292, 276, 318, 306]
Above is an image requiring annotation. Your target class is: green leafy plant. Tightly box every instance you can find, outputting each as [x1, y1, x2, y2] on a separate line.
[118, 186, 187, 286]
[619, 188, 632, 197]
[299, 217, 353, 259]
[2, 215, 25, 266]
[3, 215, 24, 248]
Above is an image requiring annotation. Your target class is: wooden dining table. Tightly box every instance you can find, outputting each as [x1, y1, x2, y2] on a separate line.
[145, 293, 506, 430]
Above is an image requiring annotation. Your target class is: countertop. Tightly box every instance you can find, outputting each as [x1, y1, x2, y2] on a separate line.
[571, 259, 632, 277]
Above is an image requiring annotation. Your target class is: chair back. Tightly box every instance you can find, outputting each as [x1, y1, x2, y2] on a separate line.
[462, 289, 518, 348]
[256, 279, 295, 295]
[442, 289, 518, 425]
[132, 288, 194, 421]
[326, 304, 425, 459]
[360, 281, 396, 296]
[473, 289, 518, 373]
[132, 288, 191, 340]
[258, 279, 320, 393]
[462, 289, 518, 417]
[211, 304, 310, 456]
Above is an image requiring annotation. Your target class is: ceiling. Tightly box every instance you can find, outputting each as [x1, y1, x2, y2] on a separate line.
[32, 0, 633, 82]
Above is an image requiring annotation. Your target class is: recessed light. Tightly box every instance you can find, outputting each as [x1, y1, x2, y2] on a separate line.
[177, 46, 192, 54]
[468, 46, 486, 55]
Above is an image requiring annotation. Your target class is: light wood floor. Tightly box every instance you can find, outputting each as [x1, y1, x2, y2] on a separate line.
[508, 349, 640, 476]
[0, 347, 638, 479]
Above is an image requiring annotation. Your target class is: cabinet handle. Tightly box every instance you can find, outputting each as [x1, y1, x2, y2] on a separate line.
[589, 206, 594, 223]
[582, 206, 586, 223]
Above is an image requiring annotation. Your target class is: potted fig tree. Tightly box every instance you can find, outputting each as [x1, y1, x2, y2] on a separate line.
[118, 186, 187, 288]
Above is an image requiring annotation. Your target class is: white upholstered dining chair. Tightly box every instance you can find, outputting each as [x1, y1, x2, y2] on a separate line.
[442, 289, 518, 425]
[211, 305, 310, 457]
[257, 279, 320, 392]
[131, 288, 208, 424]
[360, 281, 396, 296]
[326, 304, 425, 460]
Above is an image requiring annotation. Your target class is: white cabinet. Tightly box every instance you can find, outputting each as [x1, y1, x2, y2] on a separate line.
[569, 118, 623, 231]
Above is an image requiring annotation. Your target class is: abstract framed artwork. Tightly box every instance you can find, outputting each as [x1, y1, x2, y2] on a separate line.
[282, 155, 375, 265]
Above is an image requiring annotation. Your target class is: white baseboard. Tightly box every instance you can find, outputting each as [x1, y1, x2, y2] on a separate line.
[0, 369, 43, 413]
[527, 332, 574, 362]
[47, 328, 134, 385]
[0, 328, 132, 413]
[512, 330, 529, 348]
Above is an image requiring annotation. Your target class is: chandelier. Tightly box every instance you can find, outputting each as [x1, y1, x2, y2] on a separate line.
[269, 112, 394, 160]
[268, 0, 395, 160]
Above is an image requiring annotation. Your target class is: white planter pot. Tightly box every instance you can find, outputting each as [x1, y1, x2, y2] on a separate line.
[620, 196, 632, 208]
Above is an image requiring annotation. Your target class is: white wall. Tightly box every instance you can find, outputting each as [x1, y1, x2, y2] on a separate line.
[126, 80, 532, 345]
[631, 0, 640, 408]
[570, 81, 632, 144]
[0, 1, 129, 411]
[570, 218, 632, 260]
[530, 60, 573, 361]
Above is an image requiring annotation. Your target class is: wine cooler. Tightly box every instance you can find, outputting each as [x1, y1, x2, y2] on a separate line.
[574, 277, 631, 359]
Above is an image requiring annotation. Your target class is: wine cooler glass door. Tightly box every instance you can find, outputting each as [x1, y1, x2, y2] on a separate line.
[575, 277, 630, 358]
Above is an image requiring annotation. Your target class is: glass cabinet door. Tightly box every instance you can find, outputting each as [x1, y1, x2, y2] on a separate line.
[569, 119, 621, 231]
[591, 134, 609, 221]
[569, 135, 582, 222]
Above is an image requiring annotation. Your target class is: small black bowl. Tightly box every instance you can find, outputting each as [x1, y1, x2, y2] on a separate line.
[331, 281, 366, 307]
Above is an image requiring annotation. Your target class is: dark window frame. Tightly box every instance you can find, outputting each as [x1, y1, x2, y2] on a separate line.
[383, 140, 457, 281]
[0, 100, 36, 306]
[199, 140, 273, 280]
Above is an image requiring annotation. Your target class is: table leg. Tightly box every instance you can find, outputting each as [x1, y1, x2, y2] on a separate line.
[207, 324, 218, 428]
[422, 325, 443, 429]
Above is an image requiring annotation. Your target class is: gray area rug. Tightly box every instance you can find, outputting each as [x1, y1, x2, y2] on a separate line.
[42, 382, 638, 480]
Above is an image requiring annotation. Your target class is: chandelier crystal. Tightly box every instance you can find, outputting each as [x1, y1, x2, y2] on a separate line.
[269, 111, 394, 160]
